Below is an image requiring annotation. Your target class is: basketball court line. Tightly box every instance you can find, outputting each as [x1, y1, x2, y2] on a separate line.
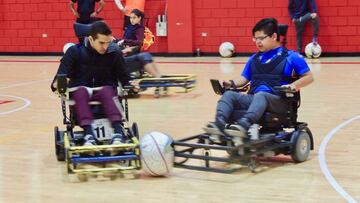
[0, 100, 15, 105]
[0, 94, 31, 116]
[319, 115, 360, 203]
[1, 59, 360, 65]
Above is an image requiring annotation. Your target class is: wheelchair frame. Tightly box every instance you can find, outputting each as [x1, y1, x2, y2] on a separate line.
[54, 75, 141, 176]
[135, 73, 197, 96]
[172, 79, 314, 173]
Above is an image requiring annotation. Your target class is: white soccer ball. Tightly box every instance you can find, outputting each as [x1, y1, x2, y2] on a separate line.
[63, 42, 76, 54]
[305, 42, 322, 58]
[219, 42, 235, 57]
[140, 132, 174, 176]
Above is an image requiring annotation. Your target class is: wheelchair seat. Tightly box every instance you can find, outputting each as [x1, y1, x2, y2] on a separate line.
[66, 86, 124, 126]
[69, 104, 106, 126]
[230, 91, 300, 131]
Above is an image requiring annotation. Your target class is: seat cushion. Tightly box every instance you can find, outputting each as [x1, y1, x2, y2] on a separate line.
[230, 110, 296, 128]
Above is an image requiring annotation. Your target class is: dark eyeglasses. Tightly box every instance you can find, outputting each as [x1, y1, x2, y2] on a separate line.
[252, 35, 269, 42]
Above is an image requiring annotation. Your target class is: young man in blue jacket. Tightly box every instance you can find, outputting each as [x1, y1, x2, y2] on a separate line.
[288, 0, 319, 53]
[207, 18, 314, 137]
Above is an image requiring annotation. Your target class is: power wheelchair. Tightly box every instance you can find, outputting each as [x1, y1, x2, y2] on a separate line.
[172, 79, 314, 173]
[53, 74, 141, 177]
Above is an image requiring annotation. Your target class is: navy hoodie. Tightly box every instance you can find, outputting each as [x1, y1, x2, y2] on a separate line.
[52, 40, 131, 91]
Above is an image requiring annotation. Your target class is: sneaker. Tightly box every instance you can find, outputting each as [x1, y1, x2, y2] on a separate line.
[226, 124, 248, 137]
[204, 121, 226, 134]
[110, 133, 127, 145]
[312, 37, 318, 45]
[83, 134, 97, 146]
[224, 118, 251, 137]
[237, 118, 252, 130]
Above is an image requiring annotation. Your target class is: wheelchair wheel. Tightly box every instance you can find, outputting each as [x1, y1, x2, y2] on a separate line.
[54, 126, 65, 161]
[131, 122, 139, 139]
[291, 130, 311, 163]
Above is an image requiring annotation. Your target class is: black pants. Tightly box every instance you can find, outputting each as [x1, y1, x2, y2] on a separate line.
[294, 13, 319, 53]
[124, 52, 153, 75]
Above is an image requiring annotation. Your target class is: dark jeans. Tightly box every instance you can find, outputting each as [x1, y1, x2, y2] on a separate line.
[215, 91, 289, 125]
[294, 13, 319, 53]
[72, 86, 122, 127]
[124, 52, 153, 74]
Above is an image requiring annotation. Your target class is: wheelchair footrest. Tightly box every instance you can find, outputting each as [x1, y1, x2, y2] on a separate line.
[68, 143, 138, 153]
[137, 74, 196, 92]
[202, 126, 223, 135]
[173, 132, 296, 173]
[72, 166, 138, 174]
[71, 154, 138, 164]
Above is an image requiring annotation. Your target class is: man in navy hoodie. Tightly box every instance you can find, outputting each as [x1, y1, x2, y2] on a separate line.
[288, 0, 319, 53]
[51, 21, 135, 146]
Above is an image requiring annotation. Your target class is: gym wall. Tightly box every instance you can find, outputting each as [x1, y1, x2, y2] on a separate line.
[0, 0, 359, 54]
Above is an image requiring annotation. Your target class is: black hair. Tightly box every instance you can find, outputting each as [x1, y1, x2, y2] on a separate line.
[131, 9, 144, 19]
[252, 18, 280, 41]
[89, 21, 112, 39]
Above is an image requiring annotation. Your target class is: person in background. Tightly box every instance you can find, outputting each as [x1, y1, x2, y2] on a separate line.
[117, 9, 145, 49]
[288, 0, 319, 53]
[114, 0, 146, 31]
[69, 0, 105, 43]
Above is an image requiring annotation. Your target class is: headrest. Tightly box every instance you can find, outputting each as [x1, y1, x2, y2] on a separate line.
[278, 24, 288, 37]
[73, 23, 92, 37]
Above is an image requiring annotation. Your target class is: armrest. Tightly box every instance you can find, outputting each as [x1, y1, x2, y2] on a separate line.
[57, 74, 68, 95]
[274, 86, 297, 98]
[210, 79, 249, 95]
[210, 79, 225, 95]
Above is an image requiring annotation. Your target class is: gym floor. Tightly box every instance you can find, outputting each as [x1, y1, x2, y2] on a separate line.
[0, 56, 359, 202]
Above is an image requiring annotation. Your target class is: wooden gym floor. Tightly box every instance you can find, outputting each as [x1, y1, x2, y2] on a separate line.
[0, 55, 359, 203]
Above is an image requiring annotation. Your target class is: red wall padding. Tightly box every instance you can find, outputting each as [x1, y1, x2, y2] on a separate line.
[193, 0, 360, 53]
[0, 0, 167, 53]
[1, 0, 360, 53]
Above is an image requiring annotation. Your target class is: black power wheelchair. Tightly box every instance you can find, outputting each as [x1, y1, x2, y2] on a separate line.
[54, 74, 141, 176]
[172, 24, 314, 173]
[172, 79, 314, 173]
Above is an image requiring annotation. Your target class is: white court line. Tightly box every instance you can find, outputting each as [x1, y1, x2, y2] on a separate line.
[0, 94, 31, 116]
[0, 79, 50, 115]
[319, 115, 360, 203]
[0, 78, 52, 90]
